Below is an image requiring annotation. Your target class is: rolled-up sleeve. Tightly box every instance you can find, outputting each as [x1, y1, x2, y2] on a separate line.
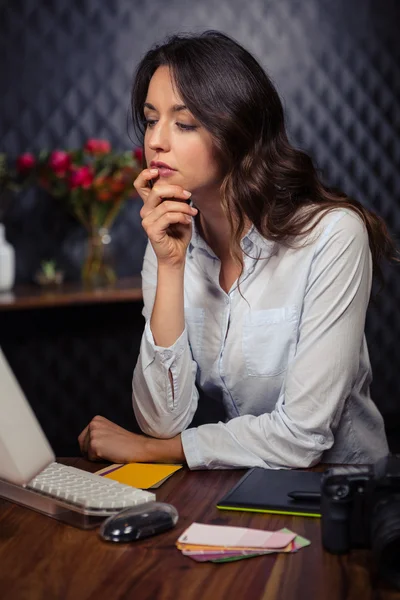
[132, 242, 199, 438]
[181, 212, 373, 469]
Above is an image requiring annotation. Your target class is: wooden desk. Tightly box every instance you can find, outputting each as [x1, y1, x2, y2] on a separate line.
[0, 459, 398, 600]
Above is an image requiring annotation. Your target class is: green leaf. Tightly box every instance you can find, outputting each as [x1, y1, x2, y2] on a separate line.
[38, 149, 50, 162]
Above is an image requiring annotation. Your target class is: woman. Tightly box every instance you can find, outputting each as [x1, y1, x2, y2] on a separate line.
[79, 31, 396, 469]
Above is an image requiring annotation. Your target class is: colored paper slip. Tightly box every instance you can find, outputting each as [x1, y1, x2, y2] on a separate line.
[177, 522, 295, 549]
[176, 541, 293, 552]
[177, 528, 310, 563]
[184, 550, 272, 562]
[181, 548, 274, 557]
[211, 554, 269, 563]
[280, 527, 311, 551]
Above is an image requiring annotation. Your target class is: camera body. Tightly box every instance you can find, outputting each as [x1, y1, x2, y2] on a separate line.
[321, 455, 400, 554]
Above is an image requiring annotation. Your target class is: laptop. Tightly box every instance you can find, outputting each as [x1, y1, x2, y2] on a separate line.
[0, 347, 155, 528]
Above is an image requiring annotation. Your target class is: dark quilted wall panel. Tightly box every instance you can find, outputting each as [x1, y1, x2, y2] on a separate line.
[1, 0, 399, 450]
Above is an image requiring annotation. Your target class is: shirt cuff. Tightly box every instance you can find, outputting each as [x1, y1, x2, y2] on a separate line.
[143, 320, 188, 369]
[181, 428, 205, 469]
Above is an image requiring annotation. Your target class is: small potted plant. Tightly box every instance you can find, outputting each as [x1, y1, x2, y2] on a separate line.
[34, 260, 64, 287]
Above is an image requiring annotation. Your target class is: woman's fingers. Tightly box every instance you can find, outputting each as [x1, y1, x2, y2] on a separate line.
[78, 425, 89, 452]
[135, 167, 193, 217]
[142, 185, 192, 216]
[78, 416, 107, 456]
[142, 201, 197, 234]
[87, 443, 100, 461]
[142, 199, 196, 221]
[144, 211, 194, 241]
[133, 168, 159, 200]
[78, 417, 109, 460]
[135, 168, 196, 265]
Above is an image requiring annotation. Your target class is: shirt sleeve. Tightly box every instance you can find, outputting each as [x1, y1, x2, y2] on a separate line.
[132, 242, 200, 438]
[181, 211, 373, 469]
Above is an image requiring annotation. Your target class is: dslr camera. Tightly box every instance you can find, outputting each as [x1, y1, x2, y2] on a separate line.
[321, 454, 400, 588]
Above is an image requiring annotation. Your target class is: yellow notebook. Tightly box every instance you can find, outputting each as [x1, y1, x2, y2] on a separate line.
[95, 463, 182, 489]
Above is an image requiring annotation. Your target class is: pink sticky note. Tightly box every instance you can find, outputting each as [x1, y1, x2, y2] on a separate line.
[177, 523, 295, 549]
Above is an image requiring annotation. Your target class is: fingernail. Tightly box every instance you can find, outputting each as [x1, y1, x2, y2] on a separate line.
[183, 190, 192, 198]
[191, 207, 198, 214]
[150, 169, 158, 174]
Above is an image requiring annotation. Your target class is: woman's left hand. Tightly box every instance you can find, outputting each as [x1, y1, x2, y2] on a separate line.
[78, 415, 150, 463]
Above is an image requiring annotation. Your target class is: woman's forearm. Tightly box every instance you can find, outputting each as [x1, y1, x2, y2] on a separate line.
[145, 433, 186, 463]
[133, 256, 197, 433]
[150, 264, 185, 348]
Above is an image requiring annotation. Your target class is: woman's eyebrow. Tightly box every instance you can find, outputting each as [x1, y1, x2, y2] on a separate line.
[144, 102, 188, 113]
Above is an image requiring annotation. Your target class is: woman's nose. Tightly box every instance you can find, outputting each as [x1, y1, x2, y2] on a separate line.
[147, 122, 171, 152]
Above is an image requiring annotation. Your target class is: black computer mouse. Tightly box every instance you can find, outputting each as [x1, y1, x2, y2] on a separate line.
[99, 502, 179, 543]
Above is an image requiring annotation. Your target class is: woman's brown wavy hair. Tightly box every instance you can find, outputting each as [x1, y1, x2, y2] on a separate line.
[131, 30, 398, 280]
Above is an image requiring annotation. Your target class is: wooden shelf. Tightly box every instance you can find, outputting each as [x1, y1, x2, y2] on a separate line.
[0, 276, 143, 311]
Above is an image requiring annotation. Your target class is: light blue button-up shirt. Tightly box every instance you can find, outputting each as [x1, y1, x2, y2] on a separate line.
[132, 208, 389, 469]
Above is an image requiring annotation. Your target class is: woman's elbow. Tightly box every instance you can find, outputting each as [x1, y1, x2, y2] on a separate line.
[288, 451, 322, 469]
[133, 410, 186, 439]
[277, 439, 325, 469]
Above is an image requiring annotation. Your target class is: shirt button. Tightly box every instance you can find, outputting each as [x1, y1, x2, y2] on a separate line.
[314, 434, 325, 445]
[163, 350, 173, 360]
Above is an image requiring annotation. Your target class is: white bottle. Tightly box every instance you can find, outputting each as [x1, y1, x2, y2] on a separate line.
[0, 223, 15, 292]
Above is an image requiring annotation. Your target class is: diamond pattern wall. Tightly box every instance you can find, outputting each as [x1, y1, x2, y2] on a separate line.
[1, 0, 399, 452]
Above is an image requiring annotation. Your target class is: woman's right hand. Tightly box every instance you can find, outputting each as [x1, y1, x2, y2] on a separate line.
[134, 168, 198, 268]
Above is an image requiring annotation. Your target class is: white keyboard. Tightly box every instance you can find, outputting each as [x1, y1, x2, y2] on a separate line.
[26, 462, 155, 511]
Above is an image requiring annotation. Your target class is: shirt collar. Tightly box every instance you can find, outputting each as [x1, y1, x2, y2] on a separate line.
[188, 217, 211, 256]
[243, 224, 275, 254]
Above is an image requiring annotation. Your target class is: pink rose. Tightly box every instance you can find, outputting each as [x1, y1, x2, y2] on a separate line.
[133, 147, 143, 163]
[84, 139, 111, 155]
[48, 151, 71, 176]
[68, 166, 94, 189]
[16, 153, 35, 173]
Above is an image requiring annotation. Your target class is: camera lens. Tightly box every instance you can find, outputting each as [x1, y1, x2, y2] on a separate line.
[335, 485, 350, 499]
[371, 496, 400, 590]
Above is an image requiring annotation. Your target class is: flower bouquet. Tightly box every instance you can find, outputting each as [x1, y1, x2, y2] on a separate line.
[2, 140, 142, 286]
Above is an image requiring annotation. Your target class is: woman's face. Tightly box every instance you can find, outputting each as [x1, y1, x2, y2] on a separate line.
[143, 66, 222, 197]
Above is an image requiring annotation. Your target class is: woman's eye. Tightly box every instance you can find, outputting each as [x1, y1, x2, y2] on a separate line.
[143, 118, 197, 131]
[176, 123, 197, 131]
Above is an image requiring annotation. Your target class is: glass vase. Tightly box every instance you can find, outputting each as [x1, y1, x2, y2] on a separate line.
[82, 226, 116, 287]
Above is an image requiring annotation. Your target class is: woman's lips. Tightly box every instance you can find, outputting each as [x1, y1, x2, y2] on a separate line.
[150, 161, 177, 177]
[158, 167, 176, 177]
